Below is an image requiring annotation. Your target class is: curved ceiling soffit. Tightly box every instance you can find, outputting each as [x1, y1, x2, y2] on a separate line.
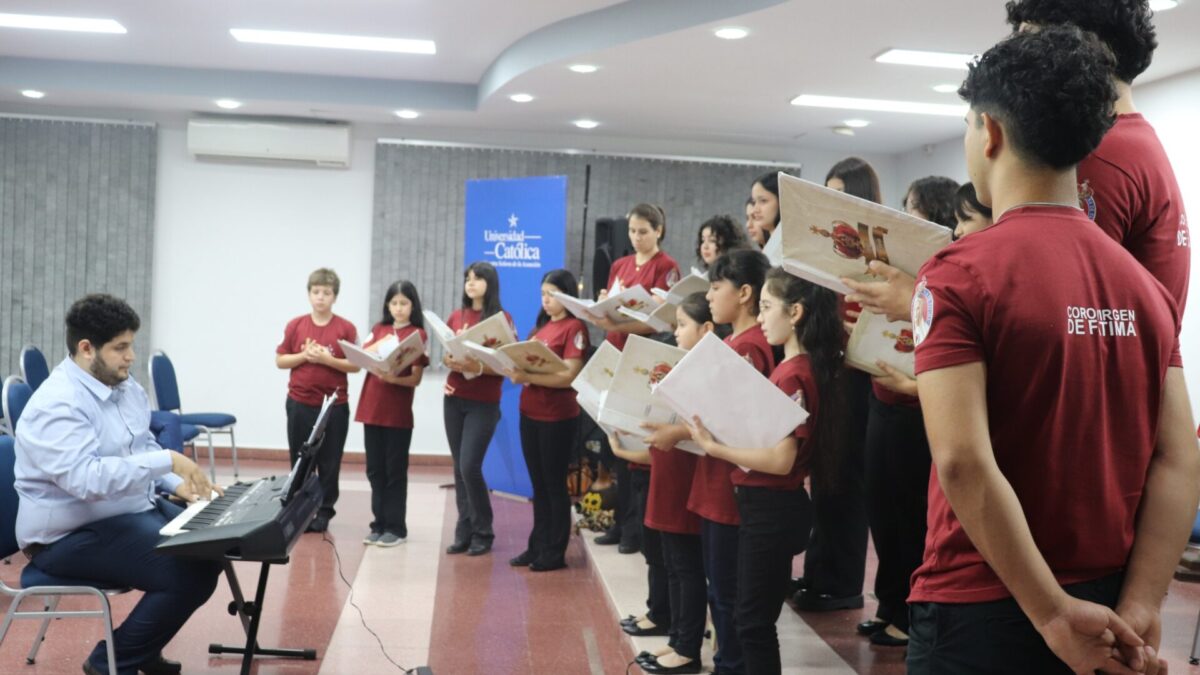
[476, 0, 789, 106]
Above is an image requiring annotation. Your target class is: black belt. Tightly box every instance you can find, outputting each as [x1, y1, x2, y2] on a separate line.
[22, 543, 49, 560]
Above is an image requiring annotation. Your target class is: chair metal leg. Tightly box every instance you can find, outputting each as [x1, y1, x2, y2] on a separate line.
[203, 428, 216, 483]
[101, 594, 118, 675]
[26, 595, 59, 663]
[230, 427, 239, 480]
[1190, 605, 1200, 665]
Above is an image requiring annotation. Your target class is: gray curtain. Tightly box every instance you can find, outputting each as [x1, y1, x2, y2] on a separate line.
[0, 116, 157, 384]
[371, 142, 800, 336]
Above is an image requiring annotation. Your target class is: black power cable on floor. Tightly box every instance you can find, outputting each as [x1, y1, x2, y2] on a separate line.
[321, 532, 418, 674]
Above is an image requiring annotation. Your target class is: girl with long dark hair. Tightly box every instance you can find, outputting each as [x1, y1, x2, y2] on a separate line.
[356, 280, 428, 547]
[442, 261, 513, 557]
[507, 269, 590, 571]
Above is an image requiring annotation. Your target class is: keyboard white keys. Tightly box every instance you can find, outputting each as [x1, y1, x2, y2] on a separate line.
[160, 498, 211, 536]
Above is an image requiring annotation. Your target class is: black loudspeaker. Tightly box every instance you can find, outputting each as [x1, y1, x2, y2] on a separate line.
[591, 217, 630, 300]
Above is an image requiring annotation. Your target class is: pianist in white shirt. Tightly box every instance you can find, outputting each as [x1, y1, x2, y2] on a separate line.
[14, 294, 222, 675]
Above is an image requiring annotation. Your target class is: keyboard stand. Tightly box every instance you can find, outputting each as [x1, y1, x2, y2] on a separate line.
[209, 558, 318, 675]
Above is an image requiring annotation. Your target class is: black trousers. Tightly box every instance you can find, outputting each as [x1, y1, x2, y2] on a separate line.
[519, 415, 578, 565]
[286, 398, 350, 520]
[444, 396, 500, 546]
[803, 368, 870, 597]
[630, 467, 671, 627]
[864, 392, 932, 632]
[660, 531, 706, 660]
[907, 573, 1123, 675]
[702, 518, 743, 674]
[736, 486, 812, 675]
[363, 424, 413, 538]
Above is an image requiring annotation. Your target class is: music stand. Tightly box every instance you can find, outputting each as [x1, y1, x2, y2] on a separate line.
[210, 395, 333, 674]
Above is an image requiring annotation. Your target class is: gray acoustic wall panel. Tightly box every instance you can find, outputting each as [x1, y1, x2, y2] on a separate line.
[371, 142, 800, 341]
[0, 116, 157, 383]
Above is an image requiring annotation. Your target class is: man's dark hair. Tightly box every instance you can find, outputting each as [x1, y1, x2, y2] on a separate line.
[1005, 0, 1157, 83]
[65, 294, 141, 355]
[959, 25, 1117, 170]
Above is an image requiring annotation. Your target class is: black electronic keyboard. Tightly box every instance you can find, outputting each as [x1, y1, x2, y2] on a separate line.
[156, 472, 321, 562]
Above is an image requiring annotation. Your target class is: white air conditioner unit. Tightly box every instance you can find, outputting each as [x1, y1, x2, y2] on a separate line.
[187, 118, 351, 168]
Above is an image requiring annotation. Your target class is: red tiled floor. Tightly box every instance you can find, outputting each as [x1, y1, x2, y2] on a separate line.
[427, 492, 634, 674]
[6, 456, 1200, 674]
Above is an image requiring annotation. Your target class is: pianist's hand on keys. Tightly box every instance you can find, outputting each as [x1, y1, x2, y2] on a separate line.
[170, 452, 224, 502]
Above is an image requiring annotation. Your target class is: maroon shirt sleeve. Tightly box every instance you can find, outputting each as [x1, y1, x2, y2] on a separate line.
[1078, 154, 1139, 245]
[276, 317, 299, 355]
[562, 320, 588, 360]
[913, 259, 986, 375]
[653, 257, 681, 291]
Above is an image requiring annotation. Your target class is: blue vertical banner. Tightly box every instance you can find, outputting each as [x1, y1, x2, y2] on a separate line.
[464, 176, 568, 499]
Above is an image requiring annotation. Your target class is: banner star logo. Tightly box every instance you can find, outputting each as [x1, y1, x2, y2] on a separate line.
[508, 213, 519, 228]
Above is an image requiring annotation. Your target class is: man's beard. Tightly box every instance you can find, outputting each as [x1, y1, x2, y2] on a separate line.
[90, 356, 127, 386]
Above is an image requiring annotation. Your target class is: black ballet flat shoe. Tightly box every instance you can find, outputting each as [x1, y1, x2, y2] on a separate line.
[529, 559, 566, 572]
[636, 651, 659, 666]
[509, 551, 535, 567]
[621, 614, 639, 627]
[856, 619, 888, 636]
[792, 589, 864, 611]
[445, 541, 470, 554]
[641, 658, 701, 674]
[622, 621, 670, 637]
[140, 655, 183, 675]
[869, 630, 909, 647]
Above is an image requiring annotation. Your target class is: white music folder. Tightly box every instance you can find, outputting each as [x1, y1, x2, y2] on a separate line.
[652, 332, 809, 452]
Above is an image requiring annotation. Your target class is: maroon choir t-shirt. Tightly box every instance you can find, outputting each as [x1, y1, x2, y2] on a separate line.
[605, 251, 681, 349]
[276, 314, 358, 406]
[444, 308, 514, 404]
[1077, 113, 1190, 315]
[519, 317, 589, 422]
[355, 323, 429, 429]
[909, 205, 1180, 604]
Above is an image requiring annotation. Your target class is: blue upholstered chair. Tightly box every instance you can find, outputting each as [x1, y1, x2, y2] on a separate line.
[1, 377, 33, 436]
[0, 435, 127, 672]
[18, 346, 50, 393]
[149, 351, 238, 481]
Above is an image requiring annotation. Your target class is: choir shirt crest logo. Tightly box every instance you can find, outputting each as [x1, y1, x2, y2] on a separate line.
[573, 331, 585, 351]
[912, 277, 934, 347]
[1078, 180, 1097, 221]
[666, 268, 680, 287]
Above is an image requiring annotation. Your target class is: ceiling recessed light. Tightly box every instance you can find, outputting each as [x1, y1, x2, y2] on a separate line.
[215, 98, 242, 110]
[20, 89, 46, 99]
[509, 93, 534, 103]
[0, 12, 126, 33]
[230, 28, 435, 54]
[932, 83, 960, 94]
[573, 119, 599, 130]
[832, 126, 856, 137]
[568, 64, 598, 74]
[843, 119, 870, 128]
[876, 48, 974, 70]
[1150, 0, 1179, 10]
[394, 109, 420, 119]
[714, 27, 749, 40]
[791, 94, 968, 117]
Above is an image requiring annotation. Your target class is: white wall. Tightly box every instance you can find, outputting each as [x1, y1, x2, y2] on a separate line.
[151, 124, 378, 453]
[895, 137, 968, 194]
[1136, 69, 1200, 421]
